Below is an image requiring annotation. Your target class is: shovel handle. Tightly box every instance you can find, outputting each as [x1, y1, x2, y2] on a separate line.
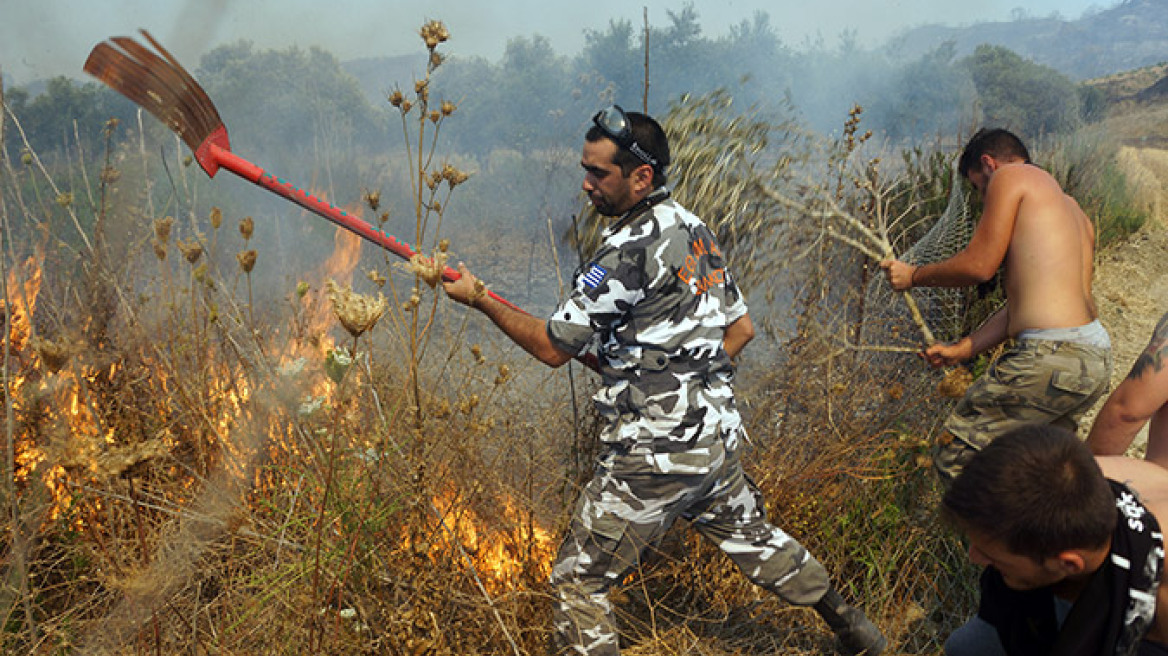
[206, 141, 600, 372]
[208, 142, 518, 308]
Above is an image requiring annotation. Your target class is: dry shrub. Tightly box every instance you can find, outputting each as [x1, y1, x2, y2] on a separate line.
[2, 48, 990, 656]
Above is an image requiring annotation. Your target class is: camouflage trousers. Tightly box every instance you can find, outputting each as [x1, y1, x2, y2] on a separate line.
[933, 338, 1112, 486]
[549, 438, 830, 655]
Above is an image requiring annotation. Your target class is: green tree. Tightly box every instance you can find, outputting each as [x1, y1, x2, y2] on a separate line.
[430, 55, 501, 154]
[3, 77, 135, 159]
[491, 35, 575, 149]
[962, 44, 1083, 137]
[195, 41, 385, 185]
[578, 18, 642, 105]
[872, 42, 977, 141]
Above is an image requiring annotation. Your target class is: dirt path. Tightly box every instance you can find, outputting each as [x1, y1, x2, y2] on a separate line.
[1078, 146, 1168, 449]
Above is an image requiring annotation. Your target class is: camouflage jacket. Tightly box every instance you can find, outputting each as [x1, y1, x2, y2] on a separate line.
[547, 192, 747, 473]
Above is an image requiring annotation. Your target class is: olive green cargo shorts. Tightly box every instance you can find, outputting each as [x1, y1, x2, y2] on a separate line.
[933, 338, 1112, 486]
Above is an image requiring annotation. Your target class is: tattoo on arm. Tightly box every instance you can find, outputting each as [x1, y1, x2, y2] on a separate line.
[1129, 311, 1168, 380]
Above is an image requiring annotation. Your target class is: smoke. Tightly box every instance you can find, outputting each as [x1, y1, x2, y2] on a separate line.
[167, 0, 230, 62]
[0, 0, 1105, 87]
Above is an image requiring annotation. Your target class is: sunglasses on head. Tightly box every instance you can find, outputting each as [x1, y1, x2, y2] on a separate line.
[592, 105, 659, 171]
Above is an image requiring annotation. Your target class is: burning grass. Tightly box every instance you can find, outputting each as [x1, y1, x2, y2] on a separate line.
[0, 22, 1072, 655]
[0, 146, 978, 656]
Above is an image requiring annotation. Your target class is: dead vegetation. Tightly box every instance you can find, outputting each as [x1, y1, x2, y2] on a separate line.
[7, 21, 1160, 656]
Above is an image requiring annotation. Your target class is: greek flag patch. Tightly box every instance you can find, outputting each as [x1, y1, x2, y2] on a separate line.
[582, 264, 607, 289]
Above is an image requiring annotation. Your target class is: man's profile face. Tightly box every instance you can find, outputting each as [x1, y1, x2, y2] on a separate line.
[581, 137, 637, 217]
[967, 161, 992, 200]
[965, 529, 1067, 591]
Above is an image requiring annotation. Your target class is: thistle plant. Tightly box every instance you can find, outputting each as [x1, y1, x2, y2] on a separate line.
[381, 20, 472, 426]
[237, 215, 257, 326]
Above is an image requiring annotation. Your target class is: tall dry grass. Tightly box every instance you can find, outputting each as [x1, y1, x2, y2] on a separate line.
[9, 25, 1154, 656]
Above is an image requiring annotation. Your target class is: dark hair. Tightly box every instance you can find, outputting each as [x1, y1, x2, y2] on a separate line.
[941, 425, 1116, 561]
[586, 111, 670, 188]
[958, 128, 1032, 178]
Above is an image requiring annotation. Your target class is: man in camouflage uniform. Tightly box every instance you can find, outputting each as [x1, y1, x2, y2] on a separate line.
[444, 106, 886, 656]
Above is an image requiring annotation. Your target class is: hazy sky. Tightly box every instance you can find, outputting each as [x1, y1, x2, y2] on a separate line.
[1, 0, 1112, 86]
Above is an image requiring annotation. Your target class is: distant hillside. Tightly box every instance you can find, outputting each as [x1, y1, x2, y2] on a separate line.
[888, 0, 1168, 80]
[1084, 62, 1168, 103]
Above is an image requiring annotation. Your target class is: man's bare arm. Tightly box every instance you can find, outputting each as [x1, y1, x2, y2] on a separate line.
[881, 166, 1023, 291]
[922, 306, 1010, 367]
[724, 314, 755, 360]
[443, 263, 573, 367]
[1087, 312, 1168, 457]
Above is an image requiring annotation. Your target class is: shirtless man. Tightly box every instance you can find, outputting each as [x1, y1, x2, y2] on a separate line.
[1087, 310, 1168, 467]
[941, 425, 1168, 656]
[880, 128, 1111, 485]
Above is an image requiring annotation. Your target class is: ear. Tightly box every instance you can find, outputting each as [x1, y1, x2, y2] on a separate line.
[630, 164, 655, 194]
[979, 154, 998, 173]
[1051, 550, 1088, 576]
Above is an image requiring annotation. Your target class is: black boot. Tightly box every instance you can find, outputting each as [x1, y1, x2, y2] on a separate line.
[813, 588, 888, 656]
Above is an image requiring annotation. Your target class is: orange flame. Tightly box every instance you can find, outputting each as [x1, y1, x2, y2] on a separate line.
[2, 246, 46, 355]
[429, 486, 556, 592]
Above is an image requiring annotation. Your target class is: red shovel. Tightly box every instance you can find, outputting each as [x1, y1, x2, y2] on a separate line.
[84, 30, 598, 370]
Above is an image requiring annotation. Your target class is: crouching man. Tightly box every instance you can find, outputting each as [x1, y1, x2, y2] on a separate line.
[942, 424, 1167, 656]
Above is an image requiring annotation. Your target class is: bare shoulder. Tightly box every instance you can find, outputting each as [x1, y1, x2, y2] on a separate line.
[1098, 456, 1168, 518]
[998, 161, 1056, 186]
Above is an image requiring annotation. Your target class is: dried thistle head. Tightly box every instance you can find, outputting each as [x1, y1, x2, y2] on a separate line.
[326, 279, 388, 338]
[366, 268, 387, 287]
[438, 239, 450, 253]
[429, 110, 441, 124]
[441, 100, 455, 116]
[399, 99, 413, 115]
[209, 207, 223, 230]
[395, 251, 448, 289]
[363, 188, 382, 212]
[177, 239, 203, 264]
[420, 20, 450, 50]
[154, 216, 175, 243]
[461, 393, 479, 413]
[494, 364, 511, 386]
[441, 163, 470, 187]
[55, 192, 73, 208]
[388, 89, 404, 107]
[239, 216, 254, 240]
[152, 239, 168, 261]
[938, 366, 973, 398]
[429, 51, 445, 69]
[469, 344, 484, 364]
[471, 278, 487, 304]
[237, 249, 257, 273]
